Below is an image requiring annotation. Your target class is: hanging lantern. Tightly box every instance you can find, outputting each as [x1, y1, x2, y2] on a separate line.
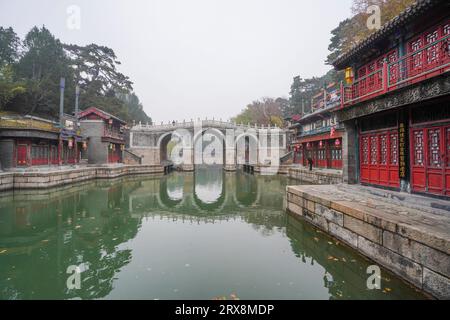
[319, 140, 323, 148]
[112, 144, 116, 151]
[68, 138, 73, 149]
[330, 126, 336, 137]
[345, 67, 354, 84]
[335, 138, 341, 146]
[109, 143, 113, 150]
[120, 144, 125, 151]
[82, 141, 87, 150]
[109, 119, 113, 125]
[307, 142, 311, 148]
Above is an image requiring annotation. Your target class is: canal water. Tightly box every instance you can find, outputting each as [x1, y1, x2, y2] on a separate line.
[0, 166, 425, 300]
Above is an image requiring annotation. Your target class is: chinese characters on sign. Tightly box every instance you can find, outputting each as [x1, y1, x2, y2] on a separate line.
[399, 123, 406, 179]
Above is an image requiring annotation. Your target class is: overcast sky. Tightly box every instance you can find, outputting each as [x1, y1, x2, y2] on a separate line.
[0, 0, 352, 122]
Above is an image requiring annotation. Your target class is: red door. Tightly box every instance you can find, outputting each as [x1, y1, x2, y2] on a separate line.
[360, 130, 399, 188]
[446, 126, 450, 196]
[16, 144, 28, 166]
[411, 125, 449, 196]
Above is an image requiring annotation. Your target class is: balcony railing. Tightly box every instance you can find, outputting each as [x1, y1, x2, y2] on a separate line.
[103, 128, 125, 140]
[387, 34, 450, 88]
[341, 35, 450, 108]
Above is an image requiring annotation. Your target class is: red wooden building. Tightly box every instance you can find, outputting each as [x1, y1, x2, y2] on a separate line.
[0, 113, 82, 169]
[78, 107, 126, 164]
[332, 0, 450, 197]
[290, 83, 344, 170]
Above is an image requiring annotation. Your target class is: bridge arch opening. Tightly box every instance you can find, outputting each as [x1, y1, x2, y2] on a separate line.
[193, 128, 226, 167]
[235, 132, 259, 165]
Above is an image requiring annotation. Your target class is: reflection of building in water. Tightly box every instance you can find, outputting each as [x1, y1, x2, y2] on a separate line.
[0, 171, 293, 299]
[285, 215, 422, 300]
[0, 180, 143, 299]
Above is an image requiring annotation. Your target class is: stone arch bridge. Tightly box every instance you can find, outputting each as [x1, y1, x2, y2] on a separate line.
[128, 120, 289, 171]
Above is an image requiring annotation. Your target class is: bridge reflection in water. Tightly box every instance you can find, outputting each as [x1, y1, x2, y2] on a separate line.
[0, 167, 425, 300]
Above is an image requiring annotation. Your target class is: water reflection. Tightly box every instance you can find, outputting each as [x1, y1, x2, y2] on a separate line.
[0, 167, 425, 300]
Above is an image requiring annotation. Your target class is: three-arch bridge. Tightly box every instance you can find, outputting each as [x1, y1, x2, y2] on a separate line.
[129, 119, 289, 171]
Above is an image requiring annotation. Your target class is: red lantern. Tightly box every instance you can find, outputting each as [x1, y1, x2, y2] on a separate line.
[335, 138, 341, 146]
[109, 119, 113, 125]
[330, 126, 336, 137]
[82, 141, 87, 150]
[319, 140, 323, 148]
[68, 139, 73, 149]
[307, 142, 311, 148]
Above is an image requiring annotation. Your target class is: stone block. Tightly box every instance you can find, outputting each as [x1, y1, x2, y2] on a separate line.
[357, 236, 423, 288]
[287, 202, 302, 216]
[305, 200, 315, 213]
[316, 204, 344, 226]
[303, 209, 328, 232]
[344, 215, 382, 244]
[423, 268, 450, 300]
[383, 231, 450, 278]
[329, 222, 358, 248]
[331, 201, 365, 220]
[396, 223, 450, 256]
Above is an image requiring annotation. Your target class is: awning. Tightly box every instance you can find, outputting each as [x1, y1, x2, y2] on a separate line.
[296, 131, 343, 144]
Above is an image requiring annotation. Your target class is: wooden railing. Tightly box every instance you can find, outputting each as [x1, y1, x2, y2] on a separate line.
[387, 34, 450, 88]
[341, 35, 450, 108]
[103, 127, 125, 140]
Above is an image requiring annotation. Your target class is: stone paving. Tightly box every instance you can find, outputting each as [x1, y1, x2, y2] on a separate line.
[286, 183, 450, 299]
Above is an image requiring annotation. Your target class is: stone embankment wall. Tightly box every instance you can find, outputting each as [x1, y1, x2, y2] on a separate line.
[0, 165, 165, 191]
[286, 185, 450, 299]
[288, 167, 343, 184]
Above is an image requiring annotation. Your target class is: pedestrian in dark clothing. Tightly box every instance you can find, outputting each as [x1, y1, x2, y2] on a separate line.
[307, 157, 313, 171]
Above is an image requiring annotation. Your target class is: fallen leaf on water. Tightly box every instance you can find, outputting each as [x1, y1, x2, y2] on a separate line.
[41, 239, 49, 243]
[327, 255, 335, 260]
[333, 258, 339, 261]
[313, 237, 319, 242]
[75, 225, 81, 229]
[341, 257, 347, 262]
[0, 249, 7, 254]
[328, 241, 333, 245]
[384, 288, 392, 292]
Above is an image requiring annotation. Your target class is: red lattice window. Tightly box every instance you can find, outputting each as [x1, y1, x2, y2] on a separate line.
[362, 136, 369, 165]
[428, 129, 441, 167]
[390, 133, 398, 165]
[380, 134, 387, 165]
[370, 136, 378, 165]
[425, 30, 440, 64]
[414, 130, 424, 166]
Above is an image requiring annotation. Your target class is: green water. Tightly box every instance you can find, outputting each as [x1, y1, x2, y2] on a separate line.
[0, 166, 425, 300]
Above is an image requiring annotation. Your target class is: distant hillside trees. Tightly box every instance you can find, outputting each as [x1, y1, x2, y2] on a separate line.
[0, 25, 151, 124]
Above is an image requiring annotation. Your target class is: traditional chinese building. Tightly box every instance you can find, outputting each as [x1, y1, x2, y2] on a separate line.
[0, 113, 60, 169]
[332, 0, 450, 197]
[0, 112, 83, 169]
[78, 107, 126, 164]
[290, 83, 345, 169]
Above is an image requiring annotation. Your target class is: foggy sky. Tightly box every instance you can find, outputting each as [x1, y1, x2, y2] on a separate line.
[0, 0, 352, 122]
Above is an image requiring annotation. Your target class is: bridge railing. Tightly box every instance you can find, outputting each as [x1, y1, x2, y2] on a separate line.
[131, 119, 283, 131]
